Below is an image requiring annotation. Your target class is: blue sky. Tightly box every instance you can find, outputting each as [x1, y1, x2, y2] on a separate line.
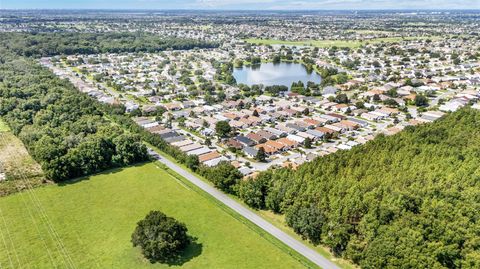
[1, 0, 479, 10]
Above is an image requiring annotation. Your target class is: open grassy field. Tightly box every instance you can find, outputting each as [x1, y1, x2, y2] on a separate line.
[349, 30, 393, 35]
[0, 162, 310, 269]
[150, 146, 354, 269]
[245, 36, 441, 48]
[0, 119, 45, 196]
[0, 119, 10, 132]
[245, 38, 361, 48]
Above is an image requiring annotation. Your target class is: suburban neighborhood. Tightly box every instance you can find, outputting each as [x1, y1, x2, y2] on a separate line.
[41, 31, 480, 177]
[1, 6, 480, 269]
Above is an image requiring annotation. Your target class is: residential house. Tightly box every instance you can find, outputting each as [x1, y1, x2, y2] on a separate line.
[247, 133, 267, 144]
[243, 146, 259, 158]
[234, 136, 256, 147]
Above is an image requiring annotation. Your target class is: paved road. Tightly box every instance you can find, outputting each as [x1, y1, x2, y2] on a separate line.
[148, 149, 340, 269]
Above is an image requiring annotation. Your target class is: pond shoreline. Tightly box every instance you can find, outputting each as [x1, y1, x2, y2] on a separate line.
[233, 61, 322, 89]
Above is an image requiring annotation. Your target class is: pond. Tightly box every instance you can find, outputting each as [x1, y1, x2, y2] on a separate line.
[233, 62, 322, 88]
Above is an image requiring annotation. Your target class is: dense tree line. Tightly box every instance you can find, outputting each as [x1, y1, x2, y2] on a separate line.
[237, 108, 480, 269]
[264, 85, 288, 96]
[0, 53, 148, 182]
[317, 66, 349, 86]
[0, 32, 219, 58]
[291, 80, 321, 96]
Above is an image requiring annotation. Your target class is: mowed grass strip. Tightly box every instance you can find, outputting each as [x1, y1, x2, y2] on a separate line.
[0, 162, 307, 269]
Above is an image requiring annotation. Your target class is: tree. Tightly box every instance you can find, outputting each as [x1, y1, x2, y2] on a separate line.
[335, 94, 349, 104]
[237, 172, 272, 209]
[323, 132, 332, 142]
[414, 95, 429, 107]
[131, 211, 190, 263]
[200, 161, 242, 193]
[205, 137, 212, 147]
[286, 203, 325, 245]
[215, 121, 231, 138]
[304, 137, 312, 149]
[386, 88, 398, 98]
[256, 147, 267, 162]
[272, 54, 281, 63]
[384, 99, 399, 108]
[185, 155, 199, 171]
[355, 101, 365, 109]
[112, 134, 148, 166]
[252, 109, 259, 117]
[178, 117, 186, 127]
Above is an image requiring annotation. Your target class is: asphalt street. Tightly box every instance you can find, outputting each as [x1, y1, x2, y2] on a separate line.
[148, 148, 340, 269]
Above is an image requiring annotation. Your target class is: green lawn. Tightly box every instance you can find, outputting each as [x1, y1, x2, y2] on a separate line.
[245, 38, 361, 48]
[0, 163, 308, 268]
[245, 36, 441, 48]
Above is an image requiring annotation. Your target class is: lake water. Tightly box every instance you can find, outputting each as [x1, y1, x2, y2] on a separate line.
[233, 62, 322, 88]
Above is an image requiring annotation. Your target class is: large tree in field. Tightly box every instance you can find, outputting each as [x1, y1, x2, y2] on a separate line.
[132, 211, 191, 263]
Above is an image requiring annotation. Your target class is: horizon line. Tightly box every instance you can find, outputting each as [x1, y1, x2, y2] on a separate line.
[2, 8, 480, 11]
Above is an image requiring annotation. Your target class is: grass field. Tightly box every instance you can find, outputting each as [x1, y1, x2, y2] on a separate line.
[150, 146, 355, 269]
[0, 162, 310, 269]
[245, 36, 441, 48]
[0, 119, 10, 132]
[0, 119, 45, 197]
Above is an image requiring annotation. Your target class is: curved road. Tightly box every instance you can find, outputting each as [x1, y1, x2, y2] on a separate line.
[148, 149, 340, 269]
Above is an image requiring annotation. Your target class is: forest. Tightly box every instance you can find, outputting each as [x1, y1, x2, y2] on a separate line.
[0, 49, 148, 181]
[0, 32, 219, 57]
[237, 108, 480, 269]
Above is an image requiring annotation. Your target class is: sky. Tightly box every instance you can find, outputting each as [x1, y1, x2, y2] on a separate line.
[1, 0, 479, 10]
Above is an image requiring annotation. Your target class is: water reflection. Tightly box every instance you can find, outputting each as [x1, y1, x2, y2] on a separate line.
[233, 62, 321, 88]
